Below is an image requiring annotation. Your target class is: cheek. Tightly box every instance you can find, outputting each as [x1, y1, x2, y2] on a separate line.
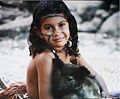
[62, 26, 69, 32]
[44, 35, 55, 45]
[65, 29, 70, 38]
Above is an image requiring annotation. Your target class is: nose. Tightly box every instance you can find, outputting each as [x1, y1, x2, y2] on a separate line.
[53, 26, 61, 35]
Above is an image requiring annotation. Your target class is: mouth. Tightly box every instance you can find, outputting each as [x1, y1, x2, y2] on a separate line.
[52, 35, 65, 42]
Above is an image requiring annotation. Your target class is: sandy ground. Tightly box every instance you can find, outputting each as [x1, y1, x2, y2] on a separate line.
[0, 33, 120, 93]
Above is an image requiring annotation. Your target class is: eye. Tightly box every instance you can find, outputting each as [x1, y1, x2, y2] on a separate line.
[59, 23, 65, 27]
[41, 25, 54, 34]
[44, 25, 53, 30]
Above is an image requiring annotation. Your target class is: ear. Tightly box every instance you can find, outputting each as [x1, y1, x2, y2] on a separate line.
[33, 26, 44, 39]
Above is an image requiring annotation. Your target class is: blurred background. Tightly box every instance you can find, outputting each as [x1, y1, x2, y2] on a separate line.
[0, 0, 119, 93]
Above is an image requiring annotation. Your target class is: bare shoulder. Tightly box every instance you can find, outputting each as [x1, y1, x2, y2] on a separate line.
[27, 58, 36, 72]
[27, 50, 54, 70]
[34, 50, 54, 64]
[33, 50, 54, 72]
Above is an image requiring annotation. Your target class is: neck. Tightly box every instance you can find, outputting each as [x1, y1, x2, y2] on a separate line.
[56, 49, 70, 64]
[54, 47, 66, 53]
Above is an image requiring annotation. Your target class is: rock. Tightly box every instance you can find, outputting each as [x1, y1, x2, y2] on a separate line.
[78, 13, 104, 32]
[76, 9, 113, 33]
[95, 9, 109, 19]
[0, 15, 32, 38]
[78, 21, 97, 32]
[0, 1, 21, 8]
[71, 11, 82, 24]
[65, 1, 104, 22]
[0, 7, 24, 25]
[99, 11, 120, 37]
[65, 1, 110, 33]
[0, 15, 32, 30]
[21, 1, 41, 12]
[0, 1, 36, 38]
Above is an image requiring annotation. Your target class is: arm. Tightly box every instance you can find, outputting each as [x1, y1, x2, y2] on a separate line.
[77, 55, 109, 97]
[94, 73, 109, 97]
[35, 52, 54, 99]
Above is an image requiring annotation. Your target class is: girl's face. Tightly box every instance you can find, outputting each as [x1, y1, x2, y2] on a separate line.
[40, 14, 70, 50]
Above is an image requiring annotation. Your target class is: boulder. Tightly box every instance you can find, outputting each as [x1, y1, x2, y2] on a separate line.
[99, 11, 120, 37]
[0, 15, 32, 38]
[65, 1, 104, 22]
[0, 7, 24, 25]
[78, 9, 109, 32]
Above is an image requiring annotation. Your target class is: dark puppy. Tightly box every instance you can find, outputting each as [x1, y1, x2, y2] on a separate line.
[52, 64, 101, 99]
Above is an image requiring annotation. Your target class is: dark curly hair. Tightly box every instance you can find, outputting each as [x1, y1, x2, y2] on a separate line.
[28, 0, 79, 57]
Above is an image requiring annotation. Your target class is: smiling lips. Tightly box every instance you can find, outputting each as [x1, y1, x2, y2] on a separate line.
[52, 34, 65, 42]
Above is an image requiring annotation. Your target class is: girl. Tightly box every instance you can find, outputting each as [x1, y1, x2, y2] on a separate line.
[26, 0, 109, 99]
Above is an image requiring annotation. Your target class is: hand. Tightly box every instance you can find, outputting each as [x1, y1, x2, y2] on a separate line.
[101, 90, 110, 98]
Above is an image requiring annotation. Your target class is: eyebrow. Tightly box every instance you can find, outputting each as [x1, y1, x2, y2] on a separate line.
[59, 20, 68, 23]
[43, 20, 68, 26]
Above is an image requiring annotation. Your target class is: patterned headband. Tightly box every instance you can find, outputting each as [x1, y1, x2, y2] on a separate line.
[41, 13, 66, 21]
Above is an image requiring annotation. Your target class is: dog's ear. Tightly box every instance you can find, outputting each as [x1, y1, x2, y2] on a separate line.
[73, 66, 90, 80]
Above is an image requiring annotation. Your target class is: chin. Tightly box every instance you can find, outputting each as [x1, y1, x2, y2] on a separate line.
[52, 41, 66, 47]
[57, 43, 66, 47]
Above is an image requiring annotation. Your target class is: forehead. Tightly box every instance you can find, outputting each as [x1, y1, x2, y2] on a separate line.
[40, 16, 67, 25]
